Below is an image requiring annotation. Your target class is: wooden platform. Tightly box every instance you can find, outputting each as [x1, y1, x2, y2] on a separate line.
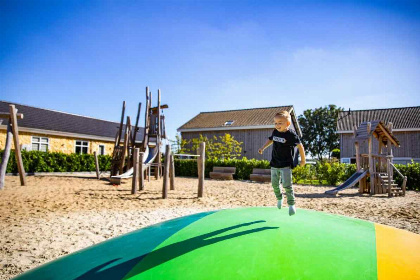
[250, 168, 271, 182]
[209, 167, 236, 180]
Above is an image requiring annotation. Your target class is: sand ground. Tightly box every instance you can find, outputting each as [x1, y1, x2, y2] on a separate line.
[1, 175, 419, 279]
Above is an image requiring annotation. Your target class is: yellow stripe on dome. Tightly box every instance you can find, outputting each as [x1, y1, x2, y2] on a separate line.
[375, 223, 420, 280]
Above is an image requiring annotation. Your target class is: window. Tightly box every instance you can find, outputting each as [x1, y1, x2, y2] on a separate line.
[31, 136, 49, 152]
[341, 158, 351, 164]
[98, 145, 105, 155]
[75, 140, 89, 154]
[224, 120, 234, 126]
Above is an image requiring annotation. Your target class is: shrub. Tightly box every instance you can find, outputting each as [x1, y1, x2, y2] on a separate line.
[0, 150, 112, 173]
[394, 161, 420, 191]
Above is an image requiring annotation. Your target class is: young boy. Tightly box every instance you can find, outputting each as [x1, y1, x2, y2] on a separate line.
[258, 111, 306, 216]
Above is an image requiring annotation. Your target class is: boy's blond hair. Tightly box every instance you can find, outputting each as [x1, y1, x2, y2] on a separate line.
[274, 111, 292, 124]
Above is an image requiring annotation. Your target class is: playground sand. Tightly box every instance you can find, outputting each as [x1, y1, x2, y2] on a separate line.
[1, 175, 419, 279]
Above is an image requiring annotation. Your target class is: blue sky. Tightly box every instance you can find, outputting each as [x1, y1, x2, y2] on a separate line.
[1, 0, 419, 142]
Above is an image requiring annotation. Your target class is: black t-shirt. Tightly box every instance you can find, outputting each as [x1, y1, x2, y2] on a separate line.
[268, 129, 301, 168]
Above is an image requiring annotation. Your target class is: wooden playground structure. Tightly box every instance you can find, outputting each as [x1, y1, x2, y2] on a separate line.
[0, 104, 26, 190]
[109, 87, 206, 198]
[109, 87, 168, 184]
[353, 120, 407, 197]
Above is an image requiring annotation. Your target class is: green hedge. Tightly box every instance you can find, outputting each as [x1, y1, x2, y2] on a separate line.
[174, 158, 418, 190]
[2, 150, 418, 191]
[0, 150, 112, 173]
[394, 162, 420, 191]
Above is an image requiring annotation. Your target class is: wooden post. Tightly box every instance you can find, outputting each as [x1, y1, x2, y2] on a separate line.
[119, 116, 130, 174]
[387, 122, 394, 179]
[115, 101, 126, 147]
[139, 152, 145, 191]
[353, 125, 362, 193]
[402, 176, 407, 196]
[162, 144, 170, 199]
[197, 142, 205, 198]
[155, 89, 161, 179]
[94, 151, 100, 179]
[387, 158, 392, 197]
[0, 121, 13, 190]
[142, 88, 150, 150]
[9, 105, 26, 186]
[132, 148, 139, 194]
[367, 122, 374, 195]
[170, 154, 175, 190]
[132, 102, 142, 145]
[126, 117, 132, 170]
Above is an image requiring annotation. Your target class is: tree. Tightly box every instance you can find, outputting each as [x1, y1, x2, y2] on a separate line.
[298, 105, 342, 160]
[168, 133, 190, 154]
[178, 133, 243, 160]
[210, 133, 243, 160]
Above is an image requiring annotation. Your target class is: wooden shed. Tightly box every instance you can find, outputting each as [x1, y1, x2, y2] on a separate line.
[177, 106, 302, 160]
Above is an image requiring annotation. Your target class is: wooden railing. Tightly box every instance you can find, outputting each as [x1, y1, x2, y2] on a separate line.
[389, 161, 407, 196]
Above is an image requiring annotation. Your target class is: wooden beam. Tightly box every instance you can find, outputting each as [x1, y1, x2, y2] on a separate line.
[119, 116, 130, 175]
[162, 144, 171, 199]
[132, 102, 142, 146]
[115, 101, 126, 147]
[170, 154, 175, 190]
[368, 134, 374, 195]
[142, 87, 150, 150]
[9, 105, 26, 186]
[0, 121, 13, 190]
[0, 113, 23, 119]
[155, 89, 161, 179]
[132, 148, 139, 194]
[151, 104, 169, 113]
[378, 122, 398, 147]
[197, 142, 205, 198]
[139, 152, 145, 191]
[94, 151, 100, 179]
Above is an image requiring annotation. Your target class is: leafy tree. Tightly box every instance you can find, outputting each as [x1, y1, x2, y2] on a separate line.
[210, 133, 243, 160]
[298, 105, 342, 160]
[169, 133, 191, 154]
[180, 133, 243, 160]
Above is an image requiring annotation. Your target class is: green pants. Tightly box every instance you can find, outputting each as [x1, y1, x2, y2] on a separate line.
[271, 167, 295, 206]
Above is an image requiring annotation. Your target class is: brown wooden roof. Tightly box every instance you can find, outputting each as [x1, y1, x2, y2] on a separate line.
[177, 105, 302, 136]
[337, 106, 420, 131]
[355, 120, 400, 147]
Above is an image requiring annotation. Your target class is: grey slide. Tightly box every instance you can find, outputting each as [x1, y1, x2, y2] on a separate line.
[111, 146, 151, 179]
[325, 170, 368, 195]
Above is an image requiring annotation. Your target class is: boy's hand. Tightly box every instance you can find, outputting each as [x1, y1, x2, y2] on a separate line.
[300, 160, 306, 167]
[258, 148, 263, 154]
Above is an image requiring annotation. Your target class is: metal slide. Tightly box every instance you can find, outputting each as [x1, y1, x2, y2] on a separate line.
[111, 146, 151, 179]
[325, 170, 368, 195]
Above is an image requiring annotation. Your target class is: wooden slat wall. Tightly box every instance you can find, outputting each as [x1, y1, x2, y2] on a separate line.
[181, 128, 274, 161]
[340, 131, 420, 158]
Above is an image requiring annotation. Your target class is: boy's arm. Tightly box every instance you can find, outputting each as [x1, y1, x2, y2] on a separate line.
[297, 143, 306, 166]
[258, 140, 273, 154]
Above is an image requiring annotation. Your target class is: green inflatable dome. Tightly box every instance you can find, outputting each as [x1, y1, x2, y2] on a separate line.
[14, 207, 420, 280]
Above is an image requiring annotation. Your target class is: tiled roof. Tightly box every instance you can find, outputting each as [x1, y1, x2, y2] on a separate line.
[178, 106, 294, 129]
[337, 106, 420, 131]
[0, 101, 144, 140]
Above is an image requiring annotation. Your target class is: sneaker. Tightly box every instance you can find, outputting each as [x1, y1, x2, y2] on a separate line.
[277, 199, 283, 209]
[289, 205, 296, 216]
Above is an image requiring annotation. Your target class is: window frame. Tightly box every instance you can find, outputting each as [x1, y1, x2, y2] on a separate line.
[341, 158, 351, 164]
[75, 140, 89, 154]
[31, 136, 49, 152]
[98, 144, 105, 155]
